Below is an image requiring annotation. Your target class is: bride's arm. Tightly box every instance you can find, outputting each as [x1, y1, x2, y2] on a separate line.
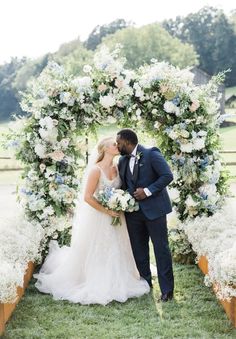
[84, 167, 119, 217]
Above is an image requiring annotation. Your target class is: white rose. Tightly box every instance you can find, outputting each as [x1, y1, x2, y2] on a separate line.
[48, 150, 65, 162]
[39, 163, 46, 173]
[99, 94, 116, 108]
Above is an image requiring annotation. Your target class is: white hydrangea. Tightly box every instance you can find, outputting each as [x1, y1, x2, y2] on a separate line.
[35, 143, 47, 158]
[60, 92, 75, 106]
[163, 101, 180, 115]
[39, 116, 54, 130]
[193, 138, 205, 151]
[180, 142, 193, 153]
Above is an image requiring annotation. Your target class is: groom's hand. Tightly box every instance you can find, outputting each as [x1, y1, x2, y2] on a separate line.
[133, 188, 147, 200]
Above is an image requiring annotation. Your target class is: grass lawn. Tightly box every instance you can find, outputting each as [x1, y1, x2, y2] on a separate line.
[3, 264, 236, 339]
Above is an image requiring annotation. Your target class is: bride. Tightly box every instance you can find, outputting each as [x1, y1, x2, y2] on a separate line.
[34, 136, 150, 305]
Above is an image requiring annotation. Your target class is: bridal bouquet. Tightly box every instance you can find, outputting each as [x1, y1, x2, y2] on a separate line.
[96, 187, 139, 226]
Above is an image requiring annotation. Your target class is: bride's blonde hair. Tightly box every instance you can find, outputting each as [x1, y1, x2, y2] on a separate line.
[96, 137, 114, 163]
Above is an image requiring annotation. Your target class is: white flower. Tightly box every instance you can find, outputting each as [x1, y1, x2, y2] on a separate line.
[189, 100, 200, 112]
[168, 130, 178, 140]
[39, 116, 54, 130]
[28, 197, 46, 211]
[72, 77, 92, 93]
[193, 138, 205, 151]
[99, 94, 116, 108]
[197, 130, 207, 137]
[199, 183, 217, 198]
[136, 108, 142, 120]
[70, 120, 76, 131]
[39, 127, 58, 144]
[45, 168, 55, 179]
[48, 150, 65, 162]
[180, 142, 193, 153]
[169, 188, 180, 202]
[163, 101, 180, 115]
[98, 83, 107, 92]
[83, 65, 92, 73]
[133, 83, 144, 98]
[185, 195, 199, 208]
[60, 138, 70, 149]
[39, 163, 46, 173]
[180, 130, 189, 138]
[60, 92, 75, 106]
[35, 143, 47, 158]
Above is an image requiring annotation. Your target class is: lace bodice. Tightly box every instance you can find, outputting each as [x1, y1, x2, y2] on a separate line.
[96, 166, 122, 193]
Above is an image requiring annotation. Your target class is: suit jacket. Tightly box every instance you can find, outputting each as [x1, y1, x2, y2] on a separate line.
[118, 144, 173, 220]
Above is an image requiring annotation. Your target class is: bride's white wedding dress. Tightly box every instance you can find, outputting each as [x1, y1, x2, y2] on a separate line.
[34, 167, 150, 305]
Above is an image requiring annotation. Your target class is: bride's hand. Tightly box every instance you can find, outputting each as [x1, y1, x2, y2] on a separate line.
[106, 209, 120, 218]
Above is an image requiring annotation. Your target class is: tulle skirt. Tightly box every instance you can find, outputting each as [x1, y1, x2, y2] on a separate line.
[34, 203, 150, 305]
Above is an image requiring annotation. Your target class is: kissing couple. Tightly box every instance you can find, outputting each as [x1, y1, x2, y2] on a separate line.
[35, 128, 174, 304]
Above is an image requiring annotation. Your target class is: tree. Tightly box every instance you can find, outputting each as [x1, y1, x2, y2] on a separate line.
[99, 23, 198, 69]
[54, 39, 93, 76]
[163, 7, 236, 86]
[229, 10, 236, 33]
[0, 57, 26, 121]
[13, 54, 51, 92]
[85, 19, 131, 51]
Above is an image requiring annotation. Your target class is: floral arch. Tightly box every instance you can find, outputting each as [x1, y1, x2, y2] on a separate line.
[9, 46, 228, 259]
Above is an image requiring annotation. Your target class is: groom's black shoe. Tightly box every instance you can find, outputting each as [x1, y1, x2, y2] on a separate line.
[159, 291, 173, 302]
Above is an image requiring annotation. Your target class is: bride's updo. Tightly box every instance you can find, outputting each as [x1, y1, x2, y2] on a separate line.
[96, 137, 114, 163]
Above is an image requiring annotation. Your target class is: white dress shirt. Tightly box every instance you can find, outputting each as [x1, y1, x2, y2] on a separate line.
[129, 145, 152, 197]
[129, 145, 138, 174]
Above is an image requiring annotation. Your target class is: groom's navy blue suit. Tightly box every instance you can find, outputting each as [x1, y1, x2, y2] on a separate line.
[118, 144, 174, 294]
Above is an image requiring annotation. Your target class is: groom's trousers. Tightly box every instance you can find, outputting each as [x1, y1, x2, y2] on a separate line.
[125, 209, 174, 294]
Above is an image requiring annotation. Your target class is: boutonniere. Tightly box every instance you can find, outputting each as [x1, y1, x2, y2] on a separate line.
[135, 151, 143, 163]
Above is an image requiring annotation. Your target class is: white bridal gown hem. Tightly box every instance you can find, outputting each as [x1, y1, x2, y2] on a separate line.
[34, 170, 150, 305]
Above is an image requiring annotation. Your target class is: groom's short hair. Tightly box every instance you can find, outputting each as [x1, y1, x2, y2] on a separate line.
[117, 129, 138, 145]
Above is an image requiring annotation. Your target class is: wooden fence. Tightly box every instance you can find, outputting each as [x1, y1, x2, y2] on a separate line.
[0, 150, 236, 171]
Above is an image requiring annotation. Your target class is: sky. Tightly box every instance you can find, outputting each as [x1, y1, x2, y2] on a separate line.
[0, 0, 235, 64]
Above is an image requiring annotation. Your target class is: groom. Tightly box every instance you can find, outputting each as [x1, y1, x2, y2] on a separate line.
[116, 129, 174, 301]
